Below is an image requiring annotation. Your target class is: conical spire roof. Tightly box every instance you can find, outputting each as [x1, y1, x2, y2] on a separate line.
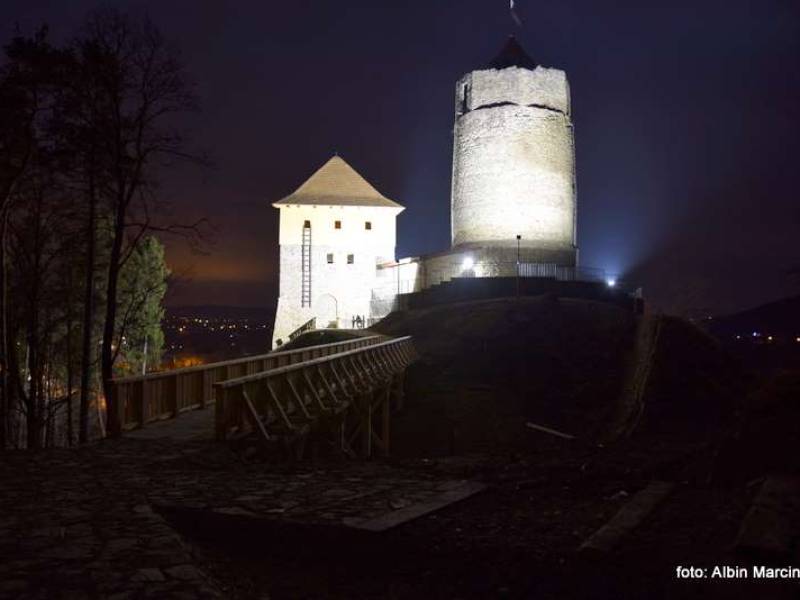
[274, 156, 403, 209]
[488, 36, 538, 70]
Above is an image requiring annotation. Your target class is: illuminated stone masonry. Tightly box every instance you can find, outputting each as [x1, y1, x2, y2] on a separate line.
[271, 156, 404, 347]
[450, 37, 577, 259]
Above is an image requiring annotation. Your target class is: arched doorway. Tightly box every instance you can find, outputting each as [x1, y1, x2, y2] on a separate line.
[316, 293, 339, 328]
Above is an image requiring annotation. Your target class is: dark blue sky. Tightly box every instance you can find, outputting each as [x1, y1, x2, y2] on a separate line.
[7, 0, 800, 315]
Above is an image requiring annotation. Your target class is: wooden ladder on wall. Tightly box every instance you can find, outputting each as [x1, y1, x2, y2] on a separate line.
[301, 223, 312, 307]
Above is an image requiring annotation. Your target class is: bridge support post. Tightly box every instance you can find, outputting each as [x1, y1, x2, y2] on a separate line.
[392, 374, 405, 412]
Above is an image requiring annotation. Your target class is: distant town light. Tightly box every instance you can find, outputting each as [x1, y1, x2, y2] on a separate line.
[752, 332, 759, 337]
[606, 278, 616, 288]
[767, 335, 773, 342]
[462, 256, 474, 270]
[796, 337, 800, 343]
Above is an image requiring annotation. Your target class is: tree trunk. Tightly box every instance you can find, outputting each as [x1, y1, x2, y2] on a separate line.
[25, 337, 40, 449]
[65, 284, 75, 447]
[25, 199, 43, 450]
[102, 200, 126, 437]
[78, 177, 96, 444]
[0, 207, 8, 449]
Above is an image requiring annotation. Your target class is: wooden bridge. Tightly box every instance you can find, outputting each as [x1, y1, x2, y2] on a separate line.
[108, 335, 417, 458]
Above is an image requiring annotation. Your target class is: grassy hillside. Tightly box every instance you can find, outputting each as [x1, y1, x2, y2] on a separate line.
[372, 296, 634, 455]
[372, 296, 744, 458]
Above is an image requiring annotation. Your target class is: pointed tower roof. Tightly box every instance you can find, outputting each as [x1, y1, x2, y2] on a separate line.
[273, 155, 403, 209]
[488, 35, 538, 71]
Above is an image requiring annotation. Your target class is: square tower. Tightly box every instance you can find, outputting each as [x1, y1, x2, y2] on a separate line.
[271, 156, 404, 347]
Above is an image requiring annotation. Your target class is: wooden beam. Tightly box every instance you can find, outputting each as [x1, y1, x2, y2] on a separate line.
[243, 390, 272, 443]
[579, 481, 675, 554]
[287, 376, 312, 419]
[267, 381, 295, 431]
[735, 476, 800, 559]
[525, 421, 575, 440]
[343, 481, 487, 532]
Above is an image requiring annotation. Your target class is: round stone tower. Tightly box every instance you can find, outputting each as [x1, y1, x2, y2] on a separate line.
[450, 36, 577, 266]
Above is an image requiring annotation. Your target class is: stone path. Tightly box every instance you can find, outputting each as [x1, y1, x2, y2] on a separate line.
[125, 406, 215, 442]
[0, 439, 226, 599]
[0, 435, 483, 599]
[149, 462, 484, 532]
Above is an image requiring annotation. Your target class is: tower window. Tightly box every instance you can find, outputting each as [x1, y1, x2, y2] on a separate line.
[347, 254, 354, 264]
[365, 221, 372, 230]
[303, 220, 311, 228]
[327, 253, 334, 264]
[334, 220, 341, 229]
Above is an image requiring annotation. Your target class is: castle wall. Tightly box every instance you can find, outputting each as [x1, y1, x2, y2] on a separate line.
[451, 67, 577, 262]
[273, 52, 584, 337]
[373, 245, 578, 304]
[272, 204, 400, 347]
[277, 204, 398, 263]
[272, 244, 381, 346]
[457, 66, 570, 116]
[371, 259, 426, 317]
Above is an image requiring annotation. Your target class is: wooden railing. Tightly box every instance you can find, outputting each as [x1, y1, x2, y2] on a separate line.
[288, 317, 316, 342]
[108, 335, 384, 435]
[214, 336, 417, 457]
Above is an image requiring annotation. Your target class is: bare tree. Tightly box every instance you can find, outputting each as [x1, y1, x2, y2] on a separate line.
[0, 29, 66, 447]
[74, 9, 206, 436]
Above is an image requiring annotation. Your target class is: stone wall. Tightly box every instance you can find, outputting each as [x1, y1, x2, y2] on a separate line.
[273, 244, 381, 346]
[370, 245, 583, 318]
[272, 204, 401, 347]
[370, 259, 426, 319]
[277, 204, 398, 263]
[451, 66, 577, 261]
[456, 66, 570, 116]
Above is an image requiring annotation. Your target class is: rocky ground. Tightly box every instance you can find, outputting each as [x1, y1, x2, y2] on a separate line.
[3, 298, 799, 599]
[0, 427, 486, 600]
[0, 436, 226, 599]
[4, 426, 796, 599]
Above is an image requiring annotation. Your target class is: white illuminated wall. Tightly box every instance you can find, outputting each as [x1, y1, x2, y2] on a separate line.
[272, 61, 581, 344]
[450, 66, 577, 264]
[271, 204, 402, 347]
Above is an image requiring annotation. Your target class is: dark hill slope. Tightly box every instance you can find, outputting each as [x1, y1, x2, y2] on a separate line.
[372, 296, 743, 458]
[373, 296, 634, 455]
[635, 316, 744, 439]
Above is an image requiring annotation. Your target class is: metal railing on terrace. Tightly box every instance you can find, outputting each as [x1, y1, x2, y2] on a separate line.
[108, 335, 384, 435]
[371, 261, 617, 299]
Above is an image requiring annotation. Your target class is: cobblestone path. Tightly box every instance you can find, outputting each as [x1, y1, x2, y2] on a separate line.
[0, 434, 481, 599]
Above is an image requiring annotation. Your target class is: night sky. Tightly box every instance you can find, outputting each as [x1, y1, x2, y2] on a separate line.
[7, 1, 800, 316]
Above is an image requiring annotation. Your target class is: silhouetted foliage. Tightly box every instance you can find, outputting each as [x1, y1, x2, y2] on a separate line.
[0, 9, 203, 448]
